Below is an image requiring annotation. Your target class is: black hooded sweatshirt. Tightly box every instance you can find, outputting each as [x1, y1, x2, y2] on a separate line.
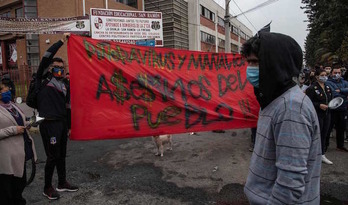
[254, 32, 303, 109]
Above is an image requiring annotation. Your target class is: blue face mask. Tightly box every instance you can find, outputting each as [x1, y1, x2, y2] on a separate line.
[246, 66, 259, 87]
[1, 90, 12, 103]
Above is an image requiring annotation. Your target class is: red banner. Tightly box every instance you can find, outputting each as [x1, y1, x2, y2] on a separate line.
[68, 35, 259, 140]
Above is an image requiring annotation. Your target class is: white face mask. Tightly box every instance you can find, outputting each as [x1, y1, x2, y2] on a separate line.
[333, 73, 341, 80]
[318, 76, 328, 83]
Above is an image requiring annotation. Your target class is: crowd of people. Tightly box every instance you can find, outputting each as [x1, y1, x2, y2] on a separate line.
[301, 64, 348, 164]
[1, 31, 347, 204]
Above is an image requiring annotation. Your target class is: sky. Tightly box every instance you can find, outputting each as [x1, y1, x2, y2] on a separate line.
[213, 0, 309, 51]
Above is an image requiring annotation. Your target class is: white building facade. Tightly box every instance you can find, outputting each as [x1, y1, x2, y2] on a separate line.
[187, 0, 253, 53]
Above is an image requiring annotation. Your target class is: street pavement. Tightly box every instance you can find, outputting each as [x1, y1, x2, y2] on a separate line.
[17, 104, 348, 205]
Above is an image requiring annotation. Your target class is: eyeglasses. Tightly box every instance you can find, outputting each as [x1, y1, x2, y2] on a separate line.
[53, 66, 64, 69]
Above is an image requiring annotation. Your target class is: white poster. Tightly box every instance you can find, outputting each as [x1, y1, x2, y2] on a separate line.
[90, 8, 163, 47]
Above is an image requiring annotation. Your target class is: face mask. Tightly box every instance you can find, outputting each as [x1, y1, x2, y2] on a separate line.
[318, 76, 328, 83]
[246, 66, 259, 88]
[333, 73, 341, 80]
[1, 90, 12, 103]
[52, 67, 64, 76]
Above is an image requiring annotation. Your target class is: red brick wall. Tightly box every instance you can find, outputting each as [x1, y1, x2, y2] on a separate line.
[217, 25, 225, 35]
[200, 16, 215, 31]
[231, 33, 238, 41]
[36, 0, 143, 66]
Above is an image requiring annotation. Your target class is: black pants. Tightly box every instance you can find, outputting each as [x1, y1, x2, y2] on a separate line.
[329, 110, 347, 149]
[318, 112, 331, 154]
[39, 120, 68, 189]
[0, 169, 26, 205]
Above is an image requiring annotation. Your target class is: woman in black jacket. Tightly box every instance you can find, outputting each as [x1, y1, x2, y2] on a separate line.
[306, 68, 333, 164]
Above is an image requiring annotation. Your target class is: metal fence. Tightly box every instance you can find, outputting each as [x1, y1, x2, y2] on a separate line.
[1, 66, 38, 100]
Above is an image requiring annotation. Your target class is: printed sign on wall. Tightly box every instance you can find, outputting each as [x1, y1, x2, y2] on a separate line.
[90, 8, 163, 47]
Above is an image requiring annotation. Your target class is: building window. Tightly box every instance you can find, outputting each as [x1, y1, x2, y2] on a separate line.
[240, 31, 247, 40]
[232, 25, 238, 35]
[231, 44, 238, 53]
[24, 0, 37, 17]
[218, 38, 225, 48]
[218, 17, 225, 28]
[115, 0, 138, 8]
[0, 11, 11, 17]
[26, 34, 40, 67]
[200, 5, 215, 22]
[201, 31, 216, 45]
[16, 8, 24, 17]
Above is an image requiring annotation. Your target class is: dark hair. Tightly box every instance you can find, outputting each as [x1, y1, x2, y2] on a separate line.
[332, 62, 341, 70]
[331, 63, 342, 73]
[51, 57, 64, 64]
[315, 68, 326, 76]
[241, 36, 260, 58]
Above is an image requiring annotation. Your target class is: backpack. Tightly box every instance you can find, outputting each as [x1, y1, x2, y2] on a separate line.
[26, 76, 51, 109]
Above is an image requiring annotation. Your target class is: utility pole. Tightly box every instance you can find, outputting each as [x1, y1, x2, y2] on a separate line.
[224, 0, 231, 53]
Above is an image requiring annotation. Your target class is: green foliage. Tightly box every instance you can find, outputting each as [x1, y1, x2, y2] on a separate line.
[302, 0, 348, 67]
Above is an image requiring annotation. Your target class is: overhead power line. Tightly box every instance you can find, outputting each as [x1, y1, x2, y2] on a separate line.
[231, 0, 279, 32]
[232, 0, 258, 32]
[233, 0, 279, 18]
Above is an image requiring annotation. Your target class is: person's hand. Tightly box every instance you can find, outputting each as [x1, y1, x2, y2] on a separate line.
[62, 33, 71, 43]
[320, 104, 328, 111]
[16, 126, 25, 134]
[68, 129, 71, 138]
[336, 89, 340, 93]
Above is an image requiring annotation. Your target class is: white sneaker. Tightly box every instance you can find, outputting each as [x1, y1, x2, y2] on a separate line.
[322, 155, 333, 165]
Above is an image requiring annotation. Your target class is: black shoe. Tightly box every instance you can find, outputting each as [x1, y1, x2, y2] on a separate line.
[56, 181, 79, 192]
[43, 186, 60, 200]
[336, 147, 348, 152]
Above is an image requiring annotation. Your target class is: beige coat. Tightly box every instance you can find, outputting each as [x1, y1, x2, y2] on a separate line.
[0, 103, 37, 178]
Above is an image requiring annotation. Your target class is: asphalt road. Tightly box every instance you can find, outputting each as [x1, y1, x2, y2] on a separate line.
[23, 128, 348, 205]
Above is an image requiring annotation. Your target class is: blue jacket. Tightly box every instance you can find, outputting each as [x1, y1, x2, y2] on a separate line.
[326, 77, 348, 111]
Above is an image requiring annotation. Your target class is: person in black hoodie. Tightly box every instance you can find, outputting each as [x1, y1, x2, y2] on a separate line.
[36, 33, 78, 200]
[242, 32, 321, 204]
[306, 68, 333, 164]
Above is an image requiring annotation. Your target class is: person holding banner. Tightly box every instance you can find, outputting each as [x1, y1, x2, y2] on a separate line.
[242, 32, 321, 204]
[36, 33, 78, 200]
